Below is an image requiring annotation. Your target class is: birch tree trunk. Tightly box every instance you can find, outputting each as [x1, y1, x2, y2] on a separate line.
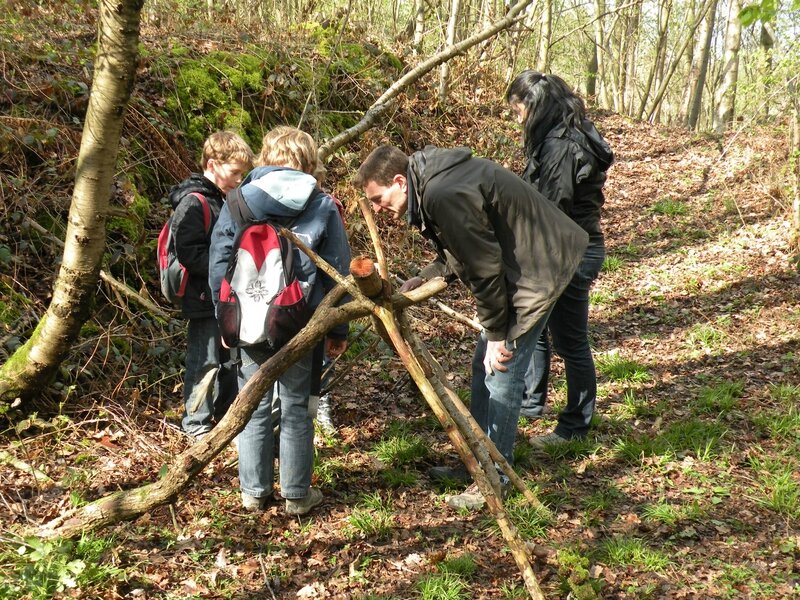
[536, 0, 551, 72]
[687, 0, 718, 129]
[636, 0, 671, 120]
[593, 0, 610, 108]
[0, 0, 143, 409]
[760, 21, 775, 121]
[439, 0, 462, 104]
[413, 0, 425, 54]
[714, 0, 743, 133]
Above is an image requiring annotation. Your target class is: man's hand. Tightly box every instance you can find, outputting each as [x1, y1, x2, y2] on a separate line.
[483, 339, 513, 375]
[325, 337, 348, 359]
[399, 276, 425, 292]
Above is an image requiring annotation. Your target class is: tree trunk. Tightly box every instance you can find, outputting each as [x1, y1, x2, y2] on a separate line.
[438, 0, 462, 104]
[592, 0, 610, 108]
[760, 21, 775, 121]
[713, 0, 742, 134]
[791, 78, 800, 250]
[636, 0, 671, 120]
[413, 0, 425, 54]
[685, 0, 718, 129]
[0, 0, 143, 409]
[645, 0, 713, 123]
[536, 0, 551, 72]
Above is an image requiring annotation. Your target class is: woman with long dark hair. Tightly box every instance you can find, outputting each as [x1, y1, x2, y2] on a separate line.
[506, 70, 614, 447]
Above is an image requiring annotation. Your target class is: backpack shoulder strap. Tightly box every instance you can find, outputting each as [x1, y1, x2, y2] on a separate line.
[226, 187, 257, 229]
[188, 192, 211, 233]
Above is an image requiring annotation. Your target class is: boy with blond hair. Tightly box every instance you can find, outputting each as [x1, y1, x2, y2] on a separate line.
[258, 126, 343, 433]
[169, 130, 254, 439]
[209, 126, 351, 514]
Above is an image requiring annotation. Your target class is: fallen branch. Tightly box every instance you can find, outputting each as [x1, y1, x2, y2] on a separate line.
[36, 278, 447, 540]
[24, 216, 172, 321]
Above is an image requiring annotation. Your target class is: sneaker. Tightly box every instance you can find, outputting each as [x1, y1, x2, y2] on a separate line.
[241, 493, 267, 512]
[285, 487, 323, 516]
[445, 483, 485, 510]
[528, 431, 571, 449]
[428, 464, 471, 485]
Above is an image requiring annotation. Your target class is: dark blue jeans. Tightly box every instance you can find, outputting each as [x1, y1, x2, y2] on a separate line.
[181, 316, 238, 436]
[521, 235, 605, 439]
[470, 311, 552, 467]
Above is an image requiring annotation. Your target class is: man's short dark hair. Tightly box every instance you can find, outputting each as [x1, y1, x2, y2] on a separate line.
[354, 145, 408, 187]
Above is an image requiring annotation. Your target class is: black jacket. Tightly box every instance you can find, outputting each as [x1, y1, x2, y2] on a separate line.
[408, 146, 588, 342]
[169, 174, 225, 319]
[521, 119, 614, 235]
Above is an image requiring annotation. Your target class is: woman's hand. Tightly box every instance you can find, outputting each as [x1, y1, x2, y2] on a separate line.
[399, 276, 425, 292]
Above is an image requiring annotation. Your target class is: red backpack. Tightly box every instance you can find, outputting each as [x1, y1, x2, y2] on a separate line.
[156, 192, 210, 305]
[216, 186, 312, 349]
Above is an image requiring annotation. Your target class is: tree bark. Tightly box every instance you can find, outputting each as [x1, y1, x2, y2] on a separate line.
[413, 0, 425, 54]
[713, 0, 743, 134]
[536, 0, 551, 72]
[438, 0, 463, 104]
[760, 21, 775, 121]
[0, 0, 143, 409]
[685, 0, 718, 129]
[318, 0, 533, 159]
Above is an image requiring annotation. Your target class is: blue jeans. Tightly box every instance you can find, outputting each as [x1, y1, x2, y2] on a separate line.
[181, 316, 237, 436]
[470, 312, 551, 467]
[522, 235, 605, 438]
[237, 346, 314, 500]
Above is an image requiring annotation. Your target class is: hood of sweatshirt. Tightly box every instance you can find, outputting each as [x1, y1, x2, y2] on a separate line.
[168, 173, 222, 209]
[238, 166, 318, 220]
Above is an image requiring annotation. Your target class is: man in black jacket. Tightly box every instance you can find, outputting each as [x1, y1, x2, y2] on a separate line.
[169, 131, 253, 439]
[355, 145, 588, 509]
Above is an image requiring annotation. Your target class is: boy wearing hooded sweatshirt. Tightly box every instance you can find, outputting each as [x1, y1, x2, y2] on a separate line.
[169, 131, 254, 440]
[208, 142, 351, 516]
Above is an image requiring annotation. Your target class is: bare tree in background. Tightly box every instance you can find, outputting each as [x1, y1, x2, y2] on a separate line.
[714, 0, 743, 133]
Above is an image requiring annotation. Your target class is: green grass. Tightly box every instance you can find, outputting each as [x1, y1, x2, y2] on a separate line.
[596, 351, 650, 383]
[0, 534, 123, 600]
[438, 553, 477, 577]
[416, 570, 470, 599]
[613, 419, 727, 463]
[380, 467, 417, 487]
[601, 255, 624, 272]
[692, 380, 743, 415]
[641, 499, 703, 526]
[601, 537, 673, 571]
[371, 433, 429, 466]
[686, 323, 727, 352]
[650, 197, 688, 216]
[347, 492, 395, 539]
[501, 495, 554, 538]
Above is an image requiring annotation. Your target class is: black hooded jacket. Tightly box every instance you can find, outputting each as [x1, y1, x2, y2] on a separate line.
[407, 146, 588, 342]
[168, 173, 225, 319]
[521, 118, 614, 235]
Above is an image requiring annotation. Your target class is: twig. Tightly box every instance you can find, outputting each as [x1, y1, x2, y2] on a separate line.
[23, 216, 173, 320]
[393, 274, 481, 331]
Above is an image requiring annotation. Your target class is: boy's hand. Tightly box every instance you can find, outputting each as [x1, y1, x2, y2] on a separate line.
[325, 337, 347, 358]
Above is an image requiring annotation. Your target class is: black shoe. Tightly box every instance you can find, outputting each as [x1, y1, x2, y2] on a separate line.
[428, 464, 471, 484]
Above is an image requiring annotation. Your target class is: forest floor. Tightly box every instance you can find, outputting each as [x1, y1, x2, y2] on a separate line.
[1, 26, 800, 598]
